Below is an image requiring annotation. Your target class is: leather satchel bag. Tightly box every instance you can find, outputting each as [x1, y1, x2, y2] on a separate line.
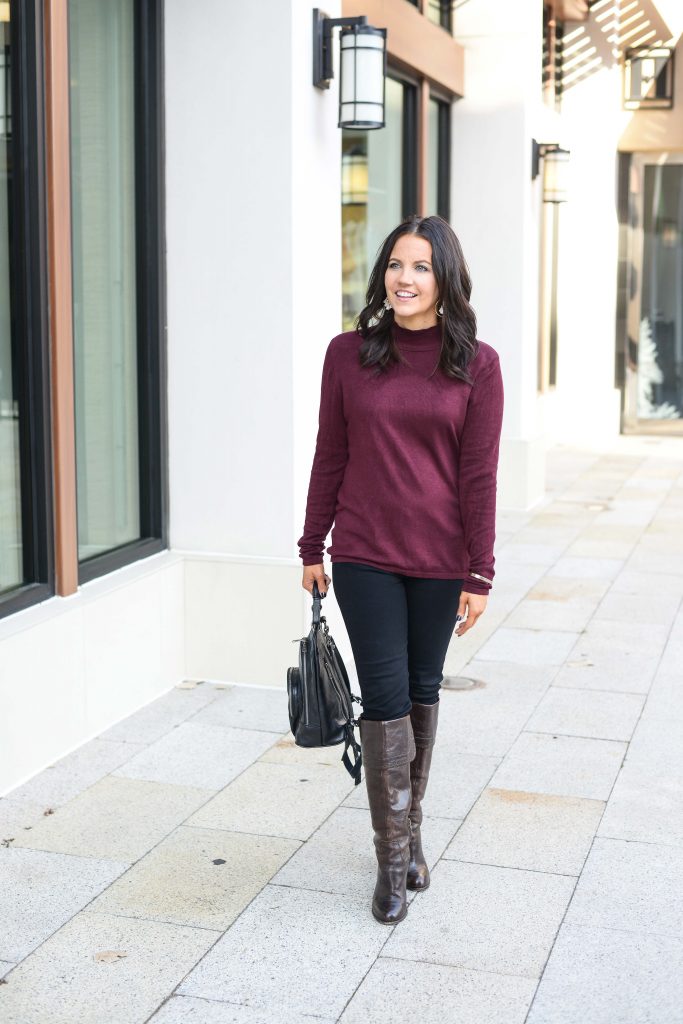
[287, 579, 363, 784]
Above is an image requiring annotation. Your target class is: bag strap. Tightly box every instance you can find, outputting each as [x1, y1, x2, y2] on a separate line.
[341, 721, 363, 785]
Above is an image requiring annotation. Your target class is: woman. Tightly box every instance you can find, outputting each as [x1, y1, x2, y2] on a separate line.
[297, 214, 504, 925]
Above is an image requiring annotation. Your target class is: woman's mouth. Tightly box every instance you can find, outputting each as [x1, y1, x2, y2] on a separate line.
[395, 291, 417, 301]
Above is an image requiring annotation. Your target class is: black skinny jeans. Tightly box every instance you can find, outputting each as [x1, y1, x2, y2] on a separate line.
[331, 561, 464, 722]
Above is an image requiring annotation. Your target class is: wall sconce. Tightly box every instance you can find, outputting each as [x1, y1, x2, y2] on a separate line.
[623, 46, 674, 110]
[531, 140, 570, 203]
[312, 7, 387, 130]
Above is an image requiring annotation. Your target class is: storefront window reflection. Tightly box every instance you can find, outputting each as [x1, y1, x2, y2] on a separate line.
[68, 0, 141, 560]
[0, 1, 22, 595]
[341, 76, 404, 331]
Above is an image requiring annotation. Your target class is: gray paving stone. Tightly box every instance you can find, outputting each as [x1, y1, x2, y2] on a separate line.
[258, 731, 349, 768]
[271, 805, 458, 897]
[416, 692, 542, 758]
[9, 776, 212, 862]
[597, 762, 683, 846]
[1, 738, 147, 808]
[504, 595, 597, 633]
[609, 567, 683, 598]
[564, 536, 636, 560]
[525, 686, 645, 741]
[658, 637, 683, 675]
[189, 684, 291, 734]
[628, 546, 683, 575]
[564, 837, 683, 936]
[186, 761, 354, 840]
[99, 683, 222, 744]
[0, 910, 217, 1024]
[112, 722, 278, 790]
[0, 847, 127, 961]
[456, 659, 558, 694]
[176, 885, 388, 1018]
[382, 859, 574, 978]
[593, 590, 680, 627]
[496, 542, 568, 565]
[90, 825, 300, 930]
[549, 556, 624, 580]
[343, 746, 499, 819]
[338, 955, 537, 1024]
[0, 800, 56, 841]
[443, 787, 604, 876]
[525, 923, 683, 1024]
[488, 732, 625, 800]
[476, 628, 580, 666]
[149, 996, 336, 1024]
[553, 620, 669, 694]
[624, 710, 683, 771]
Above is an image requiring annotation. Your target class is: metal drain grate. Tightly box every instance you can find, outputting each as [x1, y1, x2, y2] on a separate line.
[442, 675, 484, 691]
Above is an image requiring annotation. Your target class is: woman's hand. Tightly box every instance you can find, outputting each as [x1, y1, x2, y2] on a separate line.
[302, 563, 331, 598]
[455, 590, 487, 636]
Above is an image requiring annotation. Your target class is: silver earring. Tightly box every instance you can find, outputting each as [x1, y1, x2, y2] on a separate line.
[383, 297, 392, 311]
[435, 300, 444, 317]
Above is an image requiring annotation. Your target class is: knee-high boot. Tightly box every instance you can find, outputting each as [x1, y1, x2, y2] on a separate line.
[359, 712, 416, 924]
[406, 699, 439, 890]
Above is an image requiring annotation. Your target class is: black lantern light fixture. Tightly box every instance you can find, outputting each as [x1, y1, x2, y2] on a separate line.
[531, 140, 570, 204]
[312, 8, 387, 130]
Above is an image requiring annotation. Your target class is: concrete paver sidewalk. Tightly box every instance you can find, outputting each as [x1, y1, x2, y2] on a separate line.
[1, 436, 683, 1023]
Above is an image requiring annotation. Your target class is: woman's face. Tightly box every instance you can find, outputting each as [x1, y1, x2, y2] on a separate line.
[384, 234, 439, 328]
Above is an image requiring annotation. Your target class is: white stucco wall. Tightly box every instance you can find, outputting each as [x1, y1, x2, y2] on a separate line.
[451, 0, 546, 509]
[165, 0, 343, 685]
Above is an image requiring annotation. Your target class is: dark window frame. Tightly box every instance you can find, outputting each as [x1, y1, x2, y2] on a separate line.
[430, 92, 451, 220]
[75, 0, 168, 585]
[0, 0, 54, 620]
[387, 65, 419, 218]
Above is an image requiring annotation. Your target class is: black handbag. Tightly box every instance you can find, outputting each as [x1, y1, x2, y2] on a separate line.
[287, 579, 363, 784]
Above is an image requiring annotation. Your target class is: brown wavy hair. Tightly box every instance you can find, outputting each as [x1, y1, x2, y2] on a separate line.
[354, 214, 479, 383]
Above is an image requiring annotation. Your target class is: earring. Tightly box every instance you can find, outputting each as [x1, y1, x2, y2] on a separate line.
[435, 300, 444, 317]
[383, 297, 392, 311]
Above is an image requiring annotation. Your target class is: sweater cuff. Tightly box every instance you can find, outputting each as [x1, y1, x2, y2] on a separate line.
[463, 572, 493, 596]
[300, 551, 324, 566]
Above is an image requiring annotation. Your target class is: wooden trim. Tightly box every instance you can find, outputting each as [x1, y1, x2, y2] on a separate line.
[342, 0, 464, 98]
[43, 0, 78, 596]
[417, 77, 429, 215]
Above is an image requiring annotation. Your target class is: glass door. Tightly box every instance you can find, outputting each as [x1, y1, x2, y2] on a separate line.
[624, 152, 683, 433]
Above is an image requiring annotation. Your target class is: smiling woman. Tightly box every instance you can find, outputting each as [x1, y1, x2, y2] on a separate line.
[297, 213, 504, 926]
[384, 234, 440, 329]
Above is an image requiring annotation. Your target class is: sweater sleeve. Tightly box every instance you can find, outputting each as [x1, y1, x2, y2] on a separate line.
[458, 351, 504, 596]
[297, 339, 349, 566]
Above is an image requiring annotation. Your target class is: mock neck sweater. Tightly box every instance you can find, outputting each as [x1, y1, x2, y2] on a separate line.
[297, 320, 504, 595]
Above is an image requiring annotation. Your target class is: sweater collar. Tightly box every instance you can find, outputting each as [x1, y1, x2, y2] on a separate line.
[392, 320, 442, 348]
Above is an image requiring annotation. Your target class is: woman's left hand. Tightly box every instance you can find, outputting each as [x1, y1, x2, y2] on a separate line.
[455, 591, 488, 636]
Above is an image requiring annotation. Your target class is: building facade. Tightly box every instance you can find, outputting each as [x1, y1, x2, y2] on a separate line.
[1, 0, 681, 793]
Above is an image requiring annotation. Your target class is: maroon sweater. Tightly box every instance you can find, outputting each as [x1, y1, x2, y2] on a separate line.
[297, 321, 504, 595]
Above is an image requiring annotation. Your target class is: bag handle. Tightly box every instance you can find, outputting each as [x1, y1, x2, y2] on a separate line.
[311, 578, 326, 624]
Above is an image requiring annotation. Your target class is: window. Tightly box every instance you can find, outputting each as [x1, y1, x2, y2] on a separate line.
[341, 74, 418, 331]
[427, 95, 450, 219]
[426, 1, 453, 33]
[68, 0, 166, 582]
[0, 0, 53, 616]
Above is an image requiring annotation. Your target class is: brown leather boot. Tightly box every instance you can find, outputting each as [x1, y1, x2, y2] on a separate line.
[359, 713, 416, 924]
[406, 699, 440, 891]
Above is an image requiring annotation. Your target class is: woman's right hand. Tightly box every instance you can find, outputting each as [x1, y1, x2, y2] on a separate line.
[302, 563, 331, 598]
